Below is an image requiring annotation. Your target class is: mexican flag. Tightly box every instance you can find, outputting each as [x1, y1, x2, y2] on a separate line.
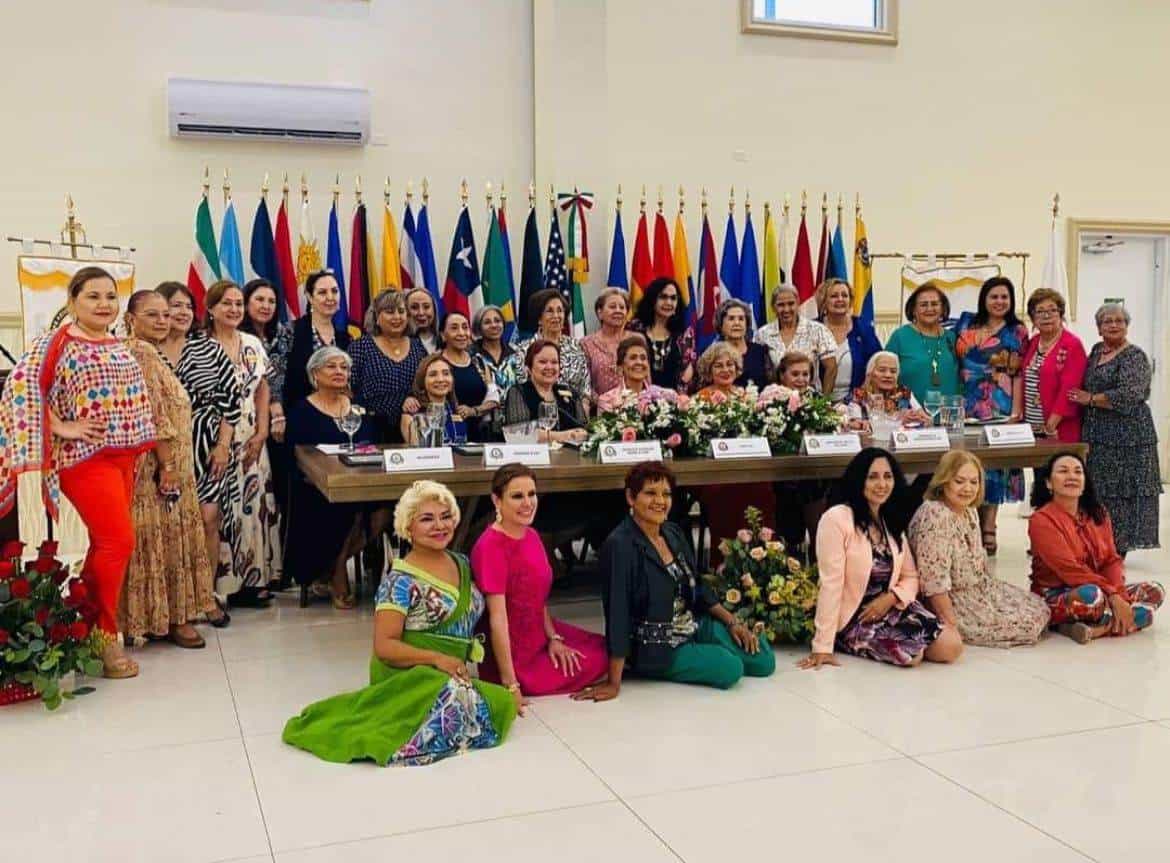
[562, 193, 591, 338]
[186, 195, 220, 316]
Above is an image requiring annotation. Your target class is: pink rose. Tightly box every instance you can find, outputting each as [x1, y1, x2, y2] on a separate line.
[749, 547, 767, 561]
[736, 529, 752, 543]
[676, 394, 691, 410]
[620, 427, 637, 442]
[788, 392, 802, 412]
[665, 433, 682, 448]
[708, 390, 728, 406]
[758, 527, 774, 542]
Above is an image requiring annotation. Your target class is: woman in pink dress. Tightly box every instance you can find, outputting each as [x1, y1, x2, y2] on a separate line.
[471, 464, 608, 706]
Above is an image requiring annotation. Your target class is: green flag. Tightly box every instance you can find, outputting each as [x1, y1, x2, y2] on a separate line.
[481, 208, 516, 342]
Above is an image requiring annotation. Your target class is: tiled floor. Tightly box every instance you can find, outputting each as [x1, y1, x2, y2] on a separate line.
[8, 504, 1170, 862]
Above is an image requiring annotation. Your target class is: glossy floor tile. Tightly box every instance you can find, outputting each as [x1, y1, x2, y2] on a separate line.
[6, 504, 1169, 862]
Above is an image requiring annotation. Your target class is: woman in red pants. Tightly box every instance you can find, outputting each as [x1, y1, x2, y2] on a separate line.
[0, 266, 155, 678]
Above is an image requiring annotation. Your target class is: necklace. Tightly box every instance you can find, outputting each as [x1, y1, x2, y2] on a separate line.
[379, 336, 409, 360]
[916, 327, 944, 387]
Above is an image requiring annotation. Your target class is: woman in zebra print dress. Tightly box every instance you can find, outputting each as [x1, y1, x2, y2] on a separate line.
[158, 282, 243, 599]
[205, 281, 283, 606]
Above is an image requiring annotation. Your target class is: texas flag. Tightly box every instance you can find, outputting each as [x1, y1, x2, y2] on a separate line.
[441, 208, 481, 319]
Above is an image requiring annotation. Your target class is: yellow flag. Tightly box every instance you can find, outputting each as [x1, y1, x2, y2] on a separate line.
[762, 209, 780, 323]
[672, 212, 692, 313]
[379, 203, 402, 296]
[852, 214, 872, 319]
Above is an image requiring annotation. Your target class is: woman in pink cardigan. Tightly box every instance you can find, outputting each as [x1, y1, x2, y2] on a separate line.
[1020, 289, 1087, 442]
[799, 448, 964, 669]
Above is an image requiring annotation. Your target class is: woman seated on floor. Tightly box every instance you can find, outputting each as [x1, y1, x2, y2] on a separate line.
[574, 461, 776, 702]
[907, 450, 1049, 648]
[799, 447, 963, 669]
[471, 464, 608, 706]
[284, 347, 379, 610]
[1028, 450, 1164, 643]
[282, 480, 518, 766]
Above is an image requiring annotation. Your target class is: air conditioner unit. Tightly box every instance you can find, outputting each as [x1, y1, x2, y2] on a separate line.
[167, 78, 370, 145]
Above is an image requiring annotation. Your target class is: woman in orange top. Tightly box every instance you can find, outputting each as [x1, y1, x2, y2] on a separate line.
[1028, 451, 1163, 643]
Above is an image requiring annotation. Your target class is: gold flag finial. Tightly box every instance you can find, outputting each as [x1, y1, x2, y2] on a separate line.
[616, 183, 623, 212]
[821, 192, 828, 217]
[745, 189, 752, 215]
[855, 192, 862, 219]
[1052, 192, 1060, 222]
[460, 178, 469, 207]
[701, 186, 709, 216]
[801, 189, 807, 216]
[201, 165, 210, 197]
[764, 200, 771, 217]
[729, 185, 735, 215]
[355, 174, 363, 204]
[406, 179, 414, 204]
[640, 184, 646, 214]
[656, 185, 663, 214]
[528, 181, 535, 209]
[548, 183, 555, 211]
[300, 172, 308, 203]
[499, 181, 507, 212]
[837, 192, 843, 222]
[486, 181, 494, 210]
[422, 177, 430, 206]
[384, 176, 391, 206]
[783, 193, 790, 219]
[223, 168, 232, 205]
[678, 184, 685, 214]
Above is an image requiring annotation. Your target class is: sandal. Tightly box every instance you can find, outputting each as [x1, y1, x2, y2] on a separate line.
[308, 582, 333, 600]
[331, 592, 355, 611]
[102, 645, 140, 680]
[982, 530, 998, 557]
[229, 588, 273, 609]
[168, 625, 206, 649]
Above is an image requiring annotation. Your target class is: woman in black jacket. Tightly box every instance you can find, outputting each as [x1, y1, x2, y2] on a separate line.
[573, 462, 776, 702]
[283, 270, 351, 411]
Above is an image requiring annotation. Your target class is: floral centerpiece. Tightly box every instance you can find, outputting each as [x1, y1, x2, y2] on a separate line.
[704, 507, 819, 644]
[690, 385, 762, 443]
[0, 540, 103, 709]
[754, 384, 847, 454]
[583, 386, 702, 456]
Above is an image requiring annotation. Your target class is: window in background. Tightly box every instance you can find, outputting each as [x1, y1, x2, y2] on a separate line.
[742, 0, 897, 45]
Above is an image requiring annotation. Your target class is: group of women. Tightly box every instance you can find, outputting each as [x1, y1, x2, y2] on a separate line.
[282, 438, 1162, 767]
[0, 263, 1159, 686]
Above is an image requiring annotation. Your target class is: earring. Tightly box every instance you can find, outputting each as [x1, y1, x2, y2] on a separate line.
[494, 508, 502, 523]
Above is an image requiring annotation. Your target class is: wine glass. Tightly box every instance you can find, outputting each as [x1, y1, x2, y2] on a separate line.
[335, 407, 362, 452]
[425, 403, 446, 447]
[923, 390, 943, 427]
[538, 401, 559, 448]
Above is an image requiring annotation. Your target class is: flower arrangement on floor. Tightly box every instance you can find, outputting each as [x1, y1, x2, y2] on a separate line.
[584, 384, 846, 457]
[583, 386, 703, 456]
[704, 507, 819, 644]
[0, 540, 103, 709]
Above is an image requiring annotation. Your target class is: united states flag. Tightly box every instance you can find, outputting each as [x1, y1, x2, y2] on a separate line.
[543, 211, 570, 329]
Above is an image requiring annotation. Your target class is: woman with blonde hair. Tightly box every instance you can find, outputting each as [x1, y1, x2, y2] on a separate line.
[907, 451, 1049, 647]
[815, 278, 882, 403]
[283, 479, 517, 765]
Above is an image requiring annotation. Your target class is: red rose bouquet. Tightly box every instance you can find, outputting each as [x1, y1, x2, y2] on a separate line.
[0, 540, 103, 709]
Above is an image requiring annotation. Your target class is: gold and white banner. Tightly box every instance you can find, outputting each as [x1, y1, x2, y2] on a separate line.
[899, 261, 1001, 325]
[16, 256, 135, 348]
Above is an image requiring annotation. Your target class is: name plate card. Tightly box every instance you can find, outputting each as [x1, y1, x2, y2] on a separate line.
[710, 437, 772, 459]
[598, 440, 664, 464]
[483, 443, 551, 467]
[984, 423, 1036, 447]
[802, 433, 863, 456]
[383, 447, 455, 472]
[891, 427, 951, 452]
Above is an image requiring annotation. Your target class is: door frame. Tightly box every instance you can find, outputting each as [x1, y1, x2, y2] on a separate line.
[1066, 218, 1170, 321]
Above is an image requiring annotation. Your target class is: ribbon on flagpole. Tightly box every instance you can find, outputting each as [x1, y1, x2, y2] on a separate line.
[558, 192, 594, 284]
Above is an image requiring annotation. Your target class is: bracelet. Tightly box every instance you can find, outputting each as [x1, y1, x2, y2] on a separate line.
[506, 682, 522, 693]
[548, 633, 565, 643]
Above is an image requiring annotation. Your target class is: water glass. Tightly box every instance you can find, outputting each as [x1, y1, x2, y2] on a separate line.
[924, 390, 943, 427]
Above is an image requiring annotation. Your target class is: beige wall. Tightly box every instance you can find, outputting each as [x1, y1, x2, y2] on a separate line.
[537, 0, 1170, 320]
[0, 0, 534, 314]
[4, 0, 1169, 325]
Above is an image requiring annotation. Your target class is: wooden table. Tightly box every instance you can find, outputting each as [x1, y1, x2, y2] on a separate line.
[297, 437, 1087, 504]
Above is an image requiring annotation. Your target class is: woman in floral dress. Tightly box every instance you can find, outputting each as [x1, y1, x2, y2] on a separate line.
[908, 451, 1049, 647]
[205, 281, 282, 605]
[954, 278, 1029, 554]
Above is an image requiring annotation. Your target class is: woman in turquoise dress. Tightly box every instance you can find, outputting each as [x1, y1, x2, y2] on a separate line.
[954, 278, 1028, 555]
[282, 480, 517, 766]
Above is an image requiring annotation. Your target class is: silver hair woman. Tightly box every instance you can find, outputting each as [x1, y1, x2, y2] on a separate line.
[1067, 301, 1161, 554]
[306, 345, 352, 391]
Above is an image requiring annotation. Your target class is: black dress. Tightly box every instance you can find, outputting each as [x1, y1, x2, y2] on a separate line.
[282, 398, 374, 586]
[502, 380, 584, 430]
[735, 342, 774, 390]
[284, 315, 352, 411]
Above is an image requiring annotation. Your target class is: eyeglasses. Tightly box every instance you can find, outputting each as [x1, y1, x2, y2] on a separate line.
[1032, 307, 1061, 318]
[1099, 317, 1127, 326]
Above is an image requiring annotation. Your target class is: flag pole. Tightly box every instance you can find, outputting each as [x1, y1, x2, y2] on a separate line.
[282, 172, 289, 207]
[406, 179, 414, 207]
[549, 183, 555, 218]
[499, 182, 506, 217]
[333, 173, 340, 209]
[821, 192, 827, 220]
[422, 177, 430, 207]
[728, 186, 735, 215]
[616, 183, 623, 213]
[856, 192, 862, 220]
[460, 178, 469, 210]
[701, 186, 708, 217]
[640, 184, 647, 214]
[745, 189, 751, 217]
[223, 168, 232, 207]
[801, 189, 807, 217]
[657, 185, 664, 215]
[837, 193, 843, 225]
[355, 174, 363, 206]
[528, 181, 535, 212]
[486, 181, 494, 214]
[384, 176, 391, 208]
[301, 172, 308, 205]
[783, 193, 790, 221]
[678, 184, 685, 216]
[1051, 192, 1060, 225]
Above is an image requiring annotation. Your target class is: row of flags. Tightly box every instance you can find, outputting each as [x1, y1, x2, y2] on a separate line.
[186, 185, 590, 343]
[186, 183, 874, 351]
[604, 201, 874, 352]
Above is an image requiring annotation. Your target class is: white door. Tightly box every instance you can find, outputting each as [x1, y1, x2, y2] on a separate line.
[1075, 233, 1167, 476]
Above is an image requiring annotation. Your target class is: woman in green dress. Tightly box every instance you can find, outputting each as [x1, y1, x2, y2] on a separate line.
[884, 282, 960, 401]
[282, 480, 517, 766]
